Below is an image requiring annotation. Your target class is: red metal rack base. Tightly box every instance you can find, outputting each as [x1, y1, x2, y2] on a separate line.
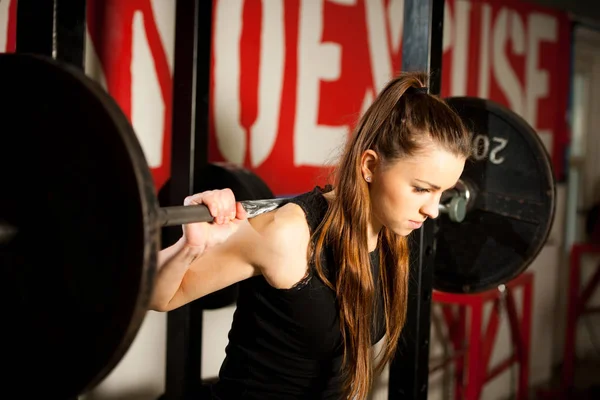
[431, 272, 534, 400]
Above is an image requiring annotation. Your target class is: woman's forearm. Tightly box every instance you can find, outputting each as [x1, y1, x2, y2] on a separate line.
[149, 237, 204, 311]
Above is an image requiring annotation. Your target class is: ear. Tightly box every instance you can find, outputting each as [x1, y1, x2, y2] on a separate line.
[360, 149, 380, 182]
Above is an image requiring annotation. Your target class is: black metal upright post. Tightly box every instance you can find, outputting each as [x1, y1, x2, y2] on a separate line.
[16, 2, 87, 400]
[16, 0, 86, 71]
[164, 1, 213, 399]
[54, 0, 87, 69]
[16, 0, 54, 57]
[388, 1, 445, 399]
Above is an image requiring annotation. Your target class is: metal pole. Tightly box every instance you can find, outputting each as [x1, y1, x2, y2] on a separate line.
[388, 1, 445, 399]
[16, 0, 86, 70]
[164, 0, 213, 399]
[55, 0, 87, 70]
[16, 0, 54, 57]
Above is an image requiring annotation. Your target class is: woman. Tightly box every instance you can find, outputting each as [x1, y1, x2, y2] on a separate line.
[150, 71, 472, 399]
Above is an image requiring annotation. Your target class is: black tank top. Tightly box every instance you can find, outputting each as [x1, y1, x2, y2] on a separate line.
[210, 186, 386, 399]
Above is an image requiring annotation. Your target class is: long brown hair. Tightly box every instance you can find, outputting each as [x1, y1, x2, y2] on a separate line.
[312, 71, 472, 399]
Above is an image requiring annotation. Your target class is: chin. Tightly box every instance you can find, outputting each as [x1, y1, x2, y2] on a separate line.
[399, 229, 414, 237]
[387, 225, 412, 237]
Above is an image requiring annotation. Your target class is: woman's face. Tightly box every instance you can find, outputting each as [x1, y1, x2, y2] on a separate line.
[362, 144, 466, 237]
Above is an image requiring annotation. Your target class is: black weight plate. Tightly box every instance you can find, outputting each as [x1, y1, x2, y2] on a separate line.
[433, 97, 555, 293]
[193, 162, 274, 309]
[0, 54, 159, 397]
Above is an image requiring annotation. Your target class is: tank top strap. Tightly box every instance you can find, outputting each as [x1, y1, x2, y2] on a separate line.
[276, 185, 335, 283]
[282, 185, 331, 234]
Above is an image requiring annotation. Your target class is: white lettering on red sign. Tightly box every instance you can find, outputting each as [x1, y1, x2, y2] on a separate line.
[0, 0, 568, 195]
[209, 0, 567, 194]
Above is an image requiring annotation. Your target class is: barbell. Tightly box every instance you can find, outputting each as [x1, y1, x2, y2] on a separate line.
[0, 53, 554, 398]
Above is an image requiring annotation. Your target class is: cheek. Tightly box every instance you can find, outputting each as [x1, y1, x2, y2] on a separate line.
[370, 181, 412, 219]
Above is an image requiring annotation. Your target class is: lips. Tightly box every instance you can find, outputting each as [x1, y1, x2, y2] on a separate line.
[408, 220, 423, 229]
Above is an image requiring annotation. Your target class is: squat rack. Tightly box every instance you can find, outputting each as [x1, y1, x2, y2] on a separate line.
[14, 0, 445, 399]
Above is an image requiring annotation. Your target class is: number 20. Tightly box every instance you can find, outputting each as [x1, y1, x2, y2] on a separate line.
[472, 135, 508, 165]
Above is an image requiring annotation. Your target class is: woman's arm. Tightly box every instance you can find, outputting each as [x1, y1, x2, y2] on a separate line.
[149, 199, 312, 312]
[149, 237, 207, 311]
[149, 188, 249, 311]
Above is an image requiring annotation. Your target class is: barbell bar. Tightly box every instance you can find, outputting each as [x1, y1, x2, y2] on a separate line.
[0, 191, 467, 246]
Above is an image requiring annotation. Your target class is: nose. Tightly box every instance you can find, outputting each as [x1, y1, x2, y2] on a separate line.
[421, 196, 440, 219]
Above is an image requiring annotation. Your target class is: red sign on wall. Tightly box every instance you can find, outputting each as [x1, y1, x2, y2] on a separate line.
[1, 0, 571, 197]
[208, 0, 571, 196]
[1, 0, 174, 191]
[86, 0, 174, 191]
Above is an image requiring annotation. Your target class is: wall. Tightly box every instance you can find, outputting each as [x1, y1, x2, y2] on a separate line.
[526, 0, 600, 25]
[562, 25, 600, 369]
[0, 0, 580, 399]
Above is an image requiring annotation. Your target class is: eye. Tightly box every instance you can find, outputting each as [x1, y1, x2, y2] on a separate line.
[413, 187, 431, 193]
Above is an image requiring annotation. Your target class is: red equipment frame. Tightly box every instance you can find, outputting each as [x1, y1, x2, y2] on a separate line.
[431, 272, 534, 400]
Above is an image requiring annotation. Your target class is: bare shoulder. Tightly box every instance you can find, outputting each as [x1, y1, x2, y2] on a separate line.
[249, 201, 312, 289]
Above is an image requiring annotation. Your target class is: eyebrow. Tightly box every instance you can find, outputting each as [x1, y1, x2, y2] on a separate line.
[415, 179, 441, 190]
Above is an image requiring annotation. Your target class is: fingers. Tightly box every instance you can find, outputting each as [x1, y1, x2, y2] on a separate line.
[184, 188, 239, 225]
[235, 201, 248, 221]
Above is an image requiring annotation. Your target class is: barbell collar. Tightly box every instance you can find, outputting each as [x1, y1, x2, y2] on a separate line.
[438, 196, 467, 223]
[438, 178, 473, 223]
